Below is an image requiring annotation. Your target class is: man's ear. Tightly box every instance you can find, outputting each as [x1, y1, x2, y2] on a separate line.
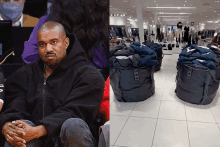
[65, 37, 70, 50]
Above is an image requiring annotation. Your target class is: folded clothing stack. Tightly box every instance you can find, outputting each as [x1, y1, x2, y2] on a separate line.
[130, 42, 158, 68]
[178, 44, 219, 69]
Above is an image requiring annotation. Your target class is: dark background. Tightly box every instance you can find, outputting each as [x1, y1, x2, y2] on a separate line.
[23, 0, 48, 18]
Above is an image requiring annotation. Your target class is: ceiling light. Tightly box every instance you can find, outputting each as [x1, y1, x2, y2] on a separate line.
[163, 19, 186, 21]
[158, 12, 192, 14]
[132, 11, 134, 12]
[147, 7, 196, 9]
[123, 14, 125, 16]
[159, 16, 188, 18]
[214, 11, 216, 12]
[117, 14, 119, 16]
[154, 0, 156, 2]
[184, 4, 185, 6]
[130, 17, 131, 18]
[185, 1, 187, 2]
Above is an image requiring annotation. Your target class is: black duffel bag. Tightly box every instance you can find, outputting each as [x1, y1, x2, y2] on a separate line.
[175, 63, 220, 105]
[168, 44, 172, 50]
[110, 45, 155, 102]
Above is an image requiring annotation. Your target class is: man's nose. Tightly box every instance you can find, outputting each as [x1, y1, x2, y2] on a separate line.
[45, 44, 53, 52]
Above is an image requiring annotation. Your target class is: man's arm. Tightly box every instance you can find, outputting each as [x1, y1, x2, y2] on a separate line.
[0, 67, 30, 133]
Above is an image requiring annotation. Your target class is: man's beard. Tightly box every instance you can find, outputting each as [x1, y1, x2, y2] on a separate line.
[45, 60, 59, 67]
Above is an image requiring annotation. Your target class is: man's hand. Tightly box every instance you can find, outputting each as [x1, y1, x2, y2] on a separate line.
[2, 122, 26, 147]
[12, 120, 38, 142]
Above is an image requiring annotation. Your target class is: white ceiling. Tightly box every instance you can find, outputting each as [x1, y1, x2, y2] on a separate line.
[110, 0, 220, 26]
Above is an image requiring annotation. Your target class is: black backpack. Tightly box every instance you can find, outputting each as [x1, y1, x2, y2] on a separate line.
[175, 63, 220, 105]
[110, 45, 155, 102]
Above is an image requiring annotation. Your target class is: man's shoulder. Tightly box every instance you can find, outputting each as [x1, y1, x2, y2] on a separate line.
[73, 65, 105, 89]
[7, 63, 35, 79]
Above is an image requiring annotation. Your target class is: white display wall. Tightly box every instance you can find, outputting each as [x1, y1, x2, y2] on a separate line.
[110, 16, 127, 26]
[110, 16, 129, 38]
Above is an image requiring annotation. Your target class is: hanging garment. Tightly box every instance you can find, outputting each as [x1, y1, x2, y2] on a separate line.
[177, 29, 182, 43]
[175, 31, 178, 38]
[188, 32, 198, 45]
[156, 28, 160, 41]
[184, 26, 189, 42]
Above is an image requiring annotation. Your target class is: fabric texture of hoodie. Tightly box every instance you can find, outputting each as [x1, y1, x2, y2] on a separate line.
[0, 33, 105, 146]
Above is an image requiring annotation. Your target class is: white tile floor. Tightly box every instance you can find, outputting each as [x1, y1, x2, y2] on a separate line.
[110, 53, 220, 147]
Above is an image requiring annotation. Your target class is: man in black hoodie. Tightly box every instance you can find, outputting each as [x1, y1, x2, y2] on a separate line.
[0, 21, 105, 147]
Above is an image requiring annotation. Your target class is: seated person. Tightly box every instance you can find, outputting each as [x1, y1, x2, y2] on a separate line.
[0, 0, 39, 27]
[0, 21, 105, 147]
[21, 0, 108, 78]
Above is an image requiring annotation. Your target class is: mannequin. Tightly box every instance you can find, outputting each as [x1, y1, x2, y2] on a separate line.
[177, 21, 183, 43]
[184, 24, 190, 42]
[188, 28, 197, 45]
[156, 21, 161, 42]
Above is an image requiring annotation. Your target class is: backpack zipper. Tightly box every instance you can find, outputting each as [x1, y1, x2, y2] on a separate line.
[43, 77, 46, 118]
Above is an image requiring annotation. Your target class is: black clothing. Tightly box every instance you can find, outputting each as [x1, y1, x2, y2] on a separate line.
[0, 34, 105, 146]
[184, 26, 189, 42]
[156, 28, 161, 41]
[177, 22, 183, 30]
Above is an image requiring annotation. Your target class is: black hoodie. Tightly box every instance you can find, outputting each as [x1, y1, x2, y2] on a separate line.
[0, 34, 105, 145]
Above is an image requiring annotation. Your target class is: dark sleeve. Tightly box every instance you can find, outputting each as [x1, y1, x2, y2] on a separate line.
[37, 71, 105, 138]
[0, 67, 5, 102]
[0, 68, 31, 130]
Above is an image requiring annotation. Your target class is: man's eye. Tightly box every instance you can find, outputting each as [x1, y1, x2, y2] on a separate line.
[39, 43, 45, 47]
[52, 41, 57, 44]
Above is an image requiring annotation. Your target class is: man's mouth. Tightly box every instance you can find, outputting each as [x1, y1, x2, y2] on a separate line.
[45, 54, 56, 59]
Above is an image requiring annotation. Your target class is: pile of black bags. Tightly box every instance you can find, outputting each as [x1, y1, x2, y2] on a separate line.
[110, 43, 157, 102]
[175, 44, 220, 105]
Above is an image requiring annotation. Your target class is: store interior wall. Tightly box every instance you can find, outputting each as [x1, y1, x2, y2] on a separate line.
[110, 16, 129, 38]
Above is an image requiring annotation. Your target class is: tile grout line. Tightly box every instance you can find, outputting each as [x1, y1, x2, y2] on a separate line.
[151, 87, 164, 147]
[209, 105, 220, 130]
[113, 102, 137, 146]
[112, 115, 130, 146]
[184, 103, 191, 147]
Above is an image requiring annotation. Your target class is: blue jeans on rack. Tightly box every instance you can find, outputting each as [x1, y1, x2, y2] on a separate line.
[4, 118, 97, 147]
